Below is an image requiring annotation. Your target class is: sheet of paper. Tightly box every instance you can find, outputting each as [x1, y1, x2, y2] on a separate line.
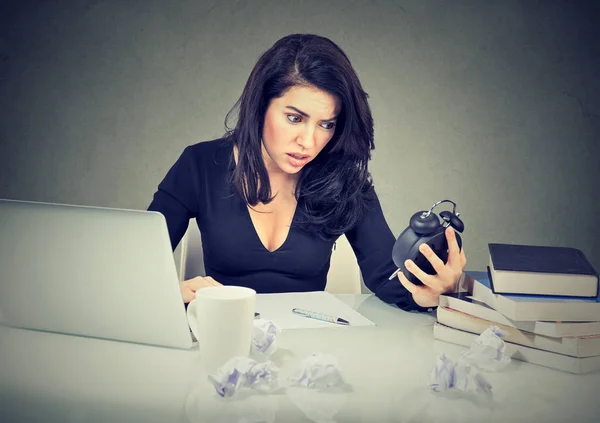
[255, 291, 375, 329]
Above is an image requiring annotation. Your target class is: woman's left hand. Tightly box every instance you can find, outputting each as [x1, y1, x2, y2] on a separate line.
[397, 226, 467, 308]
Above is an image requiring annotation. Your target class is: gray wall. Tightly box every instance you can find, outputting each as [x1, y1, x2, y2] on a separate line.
[1, 0, 599, 273]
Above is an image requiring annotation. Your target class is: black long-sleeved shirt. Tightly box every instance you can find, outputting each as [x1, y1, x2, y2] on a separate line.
[148, 139, 428, 311]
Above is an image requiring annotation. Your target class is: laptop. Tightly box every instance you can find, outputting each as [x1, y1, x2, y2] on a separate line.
[0, 199, 194, 349]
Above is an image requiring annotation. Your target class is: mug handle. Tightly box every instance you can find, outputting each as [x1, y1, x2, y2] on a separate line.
[186, 299, 200, 341]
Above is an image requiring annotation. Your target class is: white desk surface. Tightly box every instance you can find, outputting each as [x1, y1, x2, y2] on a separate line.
[1, 294, 599, 423]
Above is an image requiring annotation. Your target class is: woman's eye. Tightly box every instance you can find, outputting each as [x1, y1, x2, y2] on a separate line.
[321, 122, 336, 130]
[286, 114, 301, 123]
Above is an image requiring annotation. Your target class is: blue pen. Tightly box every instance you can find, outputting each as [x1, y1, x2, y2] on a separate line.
[292, 308, 350, 325]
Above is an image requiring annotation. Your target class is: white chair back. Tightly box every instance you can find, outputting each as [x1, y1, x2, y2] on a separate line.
[179, 219, 206, 281]
[323, 234, 362, 294]
[178, 219, 366, 294]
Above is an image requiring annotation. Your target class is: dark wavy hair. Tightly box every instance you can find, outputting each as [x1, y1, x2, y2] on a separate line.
[224, 33, 375, 240]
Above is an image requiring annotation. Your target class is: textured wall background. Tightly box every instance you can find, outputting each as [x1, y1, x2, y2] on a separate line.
[1, 0, 599, 272]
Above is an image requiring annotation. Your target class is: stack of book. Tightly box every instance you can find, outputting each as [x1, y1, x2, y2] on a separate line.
[433, 243, 600, 374]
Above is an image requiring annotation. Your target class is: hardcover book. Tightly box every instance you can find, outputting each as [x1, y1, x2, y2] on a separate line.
[488, 243, 598, 297]
[433, 322, 600, 374]
[467, 270, 600, 322]
[436, 306, 600, 358]
[439, 291, 600, 338]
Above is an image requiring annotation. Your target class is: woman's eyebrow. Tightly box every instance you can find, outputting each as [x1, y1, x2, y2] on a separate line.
[285, 106, 337, 121]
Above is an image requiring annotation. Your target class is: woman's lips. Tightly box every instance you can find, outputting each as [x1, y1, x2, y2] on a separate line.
[286, 153, 310, 167]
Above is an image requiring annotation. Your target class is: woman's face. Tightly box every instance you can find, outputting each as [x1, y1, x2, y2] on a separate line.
[261, 85, 341, 176]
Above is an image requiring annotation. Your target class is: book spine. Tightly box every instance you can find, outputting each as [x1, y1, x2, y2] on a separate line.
[433, 323, 600, 374]
[436, 307, 600, 358]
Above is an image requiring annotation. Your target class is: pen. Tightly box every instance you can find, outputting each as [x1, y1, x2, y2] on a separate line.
[292, 308, 350, 325]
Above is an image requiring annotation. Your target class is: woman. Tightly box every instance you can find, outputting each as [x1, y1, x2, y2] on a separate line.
[148, 33, 466, 311]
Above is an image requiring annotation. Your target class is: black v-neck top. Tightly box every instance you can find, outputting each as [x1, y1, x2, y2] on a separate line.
[148, 139, 427, 311]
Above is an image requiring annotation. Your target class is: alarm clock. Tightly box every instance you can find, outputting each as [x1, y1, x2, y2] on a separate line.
[389, 199, 464, 284]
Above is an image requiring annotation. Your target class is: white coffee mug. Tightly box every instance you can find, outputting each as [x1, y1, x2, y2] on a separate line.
[187, 285, 256, 373]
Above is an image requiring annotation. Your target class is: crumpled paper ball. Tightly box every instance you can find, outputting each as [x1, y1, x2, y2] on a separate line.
[428, 353, 492, 395]
[251, 319, 280, 358]
[207, 356, 280, 398]
[452, 361, 492, 393]
[288, 353, 345, 390]
[459, 325, 511, 371]
[429, 325, 511, 395]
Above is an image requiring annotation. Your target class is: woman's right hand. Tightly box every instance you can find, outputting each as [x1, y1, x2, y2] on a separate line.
[180, 276, 223, 303]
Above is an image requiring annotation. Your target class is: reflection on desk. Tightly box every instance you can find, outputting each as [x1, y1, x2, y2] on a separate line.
[1, 294, 599, 423]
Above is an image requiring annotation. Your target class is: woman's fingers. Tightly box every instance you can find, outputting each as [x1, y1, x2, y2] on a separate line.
[205, 277, 223, 287]
[186, 278, 203, 290]
[398, 230, 468, 303]
[460, 249, 467, 268]
[180, 282, 196, 303]
[397, 270, 421, 295]
[406, 253, 457, 294]
[404, 259, 438, 290]
[397, 271, 439, 308]
[418, 243, 445, 274]
[445, 227, 462, 269]
[189, 276, 222, 289]
[180, 277, 224, 303]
